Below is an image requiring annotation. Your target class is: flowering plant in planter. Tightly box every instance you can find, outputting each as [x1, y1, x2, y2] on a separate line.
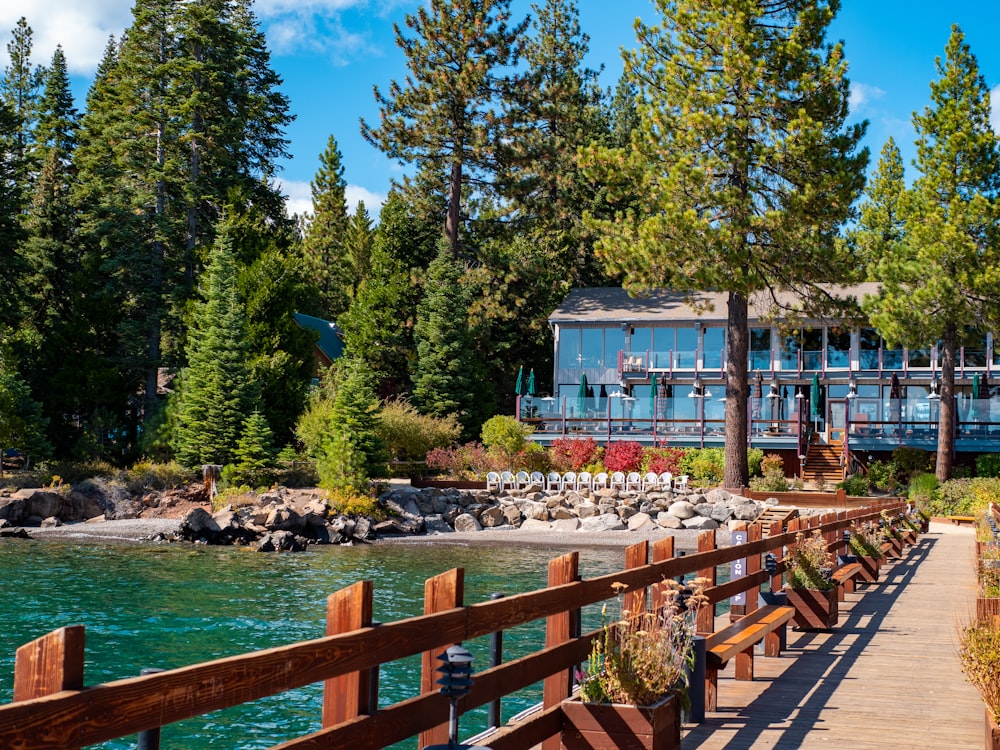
[958, 616, 1000, 727]
[848, 522, 885, 559]
[579, 578, 709, 707]
[787, 531, 835, 590]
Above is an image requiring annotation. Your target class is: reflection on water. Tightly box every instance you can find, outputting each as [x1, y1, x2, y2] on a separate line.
[1, 539, 627, 749]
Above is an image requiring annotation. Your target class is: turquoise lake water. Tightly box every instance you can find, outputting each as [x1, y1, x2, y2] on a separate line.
[1, 538, 631, 749]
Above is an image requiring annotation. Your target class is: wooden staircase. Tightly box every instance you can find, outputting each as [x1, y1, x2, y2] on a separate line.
[801, 443, 845, 487]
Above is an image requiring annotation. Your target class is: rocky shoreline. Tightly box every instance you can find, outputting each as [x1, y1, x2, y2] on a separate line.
[0, 479, 805, 552]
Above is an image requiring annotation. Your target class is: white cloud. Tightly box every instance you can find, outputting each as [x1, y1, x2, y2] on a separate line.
[991, 84, 1000, 136]
[849, 82, 886, 112]
[278, 179, 385, 220]
[0, 0, 133, 73]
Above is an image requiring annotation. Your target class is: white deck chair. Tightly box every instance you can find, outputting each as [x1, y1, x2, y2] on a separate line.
[609, 471, 626, 491]
[530, 471, 546, 488]
[486, 471, 502, 491]
[577, 471, 593, 490]
[625, 471, 642, 492]
[547, 471, 564, 491]
[592, 472, 609, 490]
[675, 474, 689, 491]
[658, 472, 674, 491]
[642, 472, 659, 491]
[562, 471, 578, 491]
[515, 470, 530, 489]
[500, 470, 515, 490]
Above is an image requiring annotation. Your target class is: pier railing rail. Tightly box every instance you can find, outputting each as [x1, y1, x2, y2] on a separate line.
[0, 500, 903, 750]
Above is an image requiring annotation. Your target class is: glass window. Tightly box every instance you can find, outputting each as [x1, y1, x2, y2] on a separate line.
[964, 330, 988, 367]
[558, 328, 581, 371]
[780, 330, 801, 369]
[703, 327, 725, 369]
[749, 328, 771, 370]
[630, 326, 651, 355]
[676, 327, 698, 368]
[802, 328, 823, 370]
[858, 328, 880, 369]
[908, 346, 931, 368]
[827, 328, 851, 369]
[580, 328, 603, 368]
[604, 326, 625, 369]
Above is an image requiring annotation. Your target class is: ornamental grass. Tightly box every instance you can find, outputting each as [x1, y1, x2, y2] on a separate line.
[959, 616, 1000, 724]
[848, 521, 885, 559]
[787, 530, 835, 590]
[580, 578, 709, 707]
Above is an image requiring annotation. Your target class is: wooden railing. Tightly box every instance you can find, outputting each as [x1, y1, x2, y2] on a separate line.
[0, 501, 905, 750]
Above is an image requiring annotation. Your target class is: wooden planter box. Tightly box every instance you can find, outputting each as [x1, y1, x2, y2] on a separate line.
[786, 586, 839, 630]
[988, 709, 1000, 750]
[978, 597, 1000, 622]
[561, 694, 680, 750]
[858, 554, 880, 583]
[902, 529, 917, 546]
[889, 535, 905, 558]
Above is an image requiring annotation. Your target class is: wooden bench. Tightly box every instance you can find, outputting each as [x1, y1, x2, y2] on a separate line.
[703, 604, 795, 711]
[830, 561, 863, 601]
[948, 515, 977, 526]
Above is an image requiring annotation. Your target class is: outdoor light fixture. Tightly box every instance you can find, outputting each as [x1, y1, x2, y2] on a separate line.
[847, 379, 858, 399]
[843, 529, 851, 542]
[795, 386, 805, 400]
[766, 381, 780, 399]
[426, 645, 491, 750]
[928, 379, 941, 400]
[765, 553, 778, 575]
[688, 379, 706, 398]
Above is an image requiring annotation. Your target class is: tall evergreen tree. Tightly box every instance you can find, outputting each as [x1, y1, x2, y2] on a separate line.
[171, 222, 257, 467]
[328, 355, 388, 482]
[0, 99, 25, 330]
[1, 17, 43, 178]
[862, 27, 1000, 480]
[301, 135, 349, 319]
[361, 0, 527, 255]
[583, 0, 868, 488]
[342, 200, 373, 302]
[853, 138, 906, 275]
[412, 242, 478, 435]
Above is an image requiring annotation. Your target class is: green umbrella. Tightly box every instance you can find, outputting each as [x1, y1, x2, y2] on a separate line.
[577, 373, 588, 416]
[973, 372, 981, 400]
[650, 376, 659, 417]
[810, 373, 821, 420]
[527, 369, 536, 396]
[514, 365, 524, 395]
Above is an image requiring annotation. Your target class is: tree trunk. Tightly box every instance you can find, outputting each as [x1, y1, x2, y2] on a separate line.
[445, 160, 462, 256]
[936, 324, 956, 481]
[724, 291, 749, 489]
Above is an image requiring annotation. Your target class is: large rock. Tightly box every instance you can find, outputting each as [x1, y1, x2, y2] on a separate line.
[709, 504, 733, 523]
[520, 518, 552, 532]
[579, 514, 626, 532]
[732, 501, 761, 521]
[181, 507, 221, 539]
[479, 506, 506, 527]
[668, 501, 697, 520]
[682, 515, 719, 530]
[423, 514, 455, 534]
[627, 512, 654, 531]
[453, 513, 482, 533]
[551, 517, 580, 533]
[575, 502, 601, 519]
[265, 505, 306, 533]
[254, 530, 306, 552]
[705, 488, 733, 504]
[656, 512, 684, 529]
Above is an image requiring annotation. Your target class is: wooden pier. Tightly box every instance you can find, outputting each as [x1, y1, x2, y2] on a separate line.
[0, 504, 987, 750]
[682, 521, 983, 749]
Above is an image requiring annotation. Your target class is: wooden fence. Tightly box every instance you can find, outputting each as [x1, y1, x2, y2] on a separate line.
[0, 500, 905, 750]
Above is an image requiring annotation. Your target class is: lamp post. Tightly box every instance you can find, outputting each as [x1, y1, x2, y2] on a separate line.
[426, 646, 492, 750]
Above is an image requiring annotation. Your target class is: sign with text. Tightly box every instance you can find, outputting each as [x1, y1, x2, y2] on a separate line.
[730, 530, 748, 606]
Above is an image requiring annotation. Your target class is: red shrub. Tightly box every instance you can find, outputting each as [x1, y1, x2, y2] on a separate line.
[550, 437, 601, 472]
[644, 447, 686, 476]
[603, 441, 645, 473]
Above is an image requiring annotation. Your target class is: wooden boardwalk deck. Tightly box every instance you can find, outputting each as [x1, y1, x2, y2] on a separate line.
[682, 521, 983, 749]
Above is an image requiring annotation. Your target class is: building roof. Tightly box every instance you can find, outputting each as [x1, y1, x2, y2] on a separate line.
[548, 283, 882, 326]
[293, 313, 345, 363]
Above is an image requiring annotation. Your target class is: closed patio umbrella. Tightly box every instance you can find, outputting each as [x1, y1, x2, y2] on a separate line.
[810, 373, 821, 423]
[972, 372, 981, 422]
[890, 372, 901, 400]
[527, 369, 536, 396]
[514, 365, 524, 395]
[650, 376, 659, 418]
[577, 373, 588, 416]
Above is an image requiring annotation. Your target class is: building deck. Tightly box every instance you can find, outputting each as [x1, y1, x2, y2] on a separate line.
[682, 521, 983, 749]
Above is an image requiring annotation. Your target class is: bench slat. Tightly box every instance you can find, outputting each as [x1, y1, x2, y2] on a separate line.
[830, 563, 862, 584]
[706, 605, 794, 667]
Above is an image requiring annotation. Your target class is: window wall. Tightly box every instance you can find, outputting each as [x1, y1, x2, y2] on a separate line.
[703, 327, 725, 369]
[749, 328, 771, 370]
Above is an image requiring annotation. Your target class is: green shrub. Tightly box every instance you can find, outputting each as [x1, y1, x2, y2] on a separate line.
[119, 460, 198, 493]
[976, 453, 1000, 478]
[378, 400, 461, 462]
[925, 477, 1000, 517]
[867, 460, 898, 492]
[34, 460, 118, 486]
[907, 472, 938, 506]
[838, 474, 869, 496]
[891, 446, 932, 480]
[749, 472, 789, 492]
[480, 415, 533, 468]
[747, 447, 765, 477]
[680, 448, 725, 486]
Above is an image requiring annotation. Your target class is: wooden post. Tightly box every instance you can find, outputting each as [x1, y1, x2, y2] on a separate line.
[735, 523, 763, 681]
[624, 540, 649, 615]
[541, 552, 578, 750]
[650, 537, 675, 611]
[419, 568, 464, 749]
[696, 530, 716, 636]
[765, 524, 784, 658]
[323, 581, 374, 728]
[14, 625, 85, 704]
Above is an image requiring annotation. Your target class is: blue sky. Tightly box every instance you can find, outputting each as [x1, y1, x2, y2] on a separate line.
[3, 1, 1000, 218]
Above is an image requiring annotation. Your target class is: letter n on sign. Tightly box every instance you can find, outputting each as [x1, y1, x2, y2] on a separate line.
[730, 530, 747, 606]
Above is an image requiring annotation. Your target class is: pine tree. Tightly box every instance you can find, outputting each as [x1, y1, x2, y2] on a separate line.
[342, 201, 373, 302]
[1, 17, 43, 179]
[228, 409, 276, 488]
[412, 242, 478, 434]
[171, 223, 257, 467]
[361, 0, 527, 255]
[583, 0, 868, 488]
[301, 135, 350, 318]
[0, 348, 52, 472]
[316, 428, 366, 493]
[0, 99, 25, 330]
[328, 356, 388, 482]
[853, 138, 906, 275]
[862, 26, 1000, 480]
